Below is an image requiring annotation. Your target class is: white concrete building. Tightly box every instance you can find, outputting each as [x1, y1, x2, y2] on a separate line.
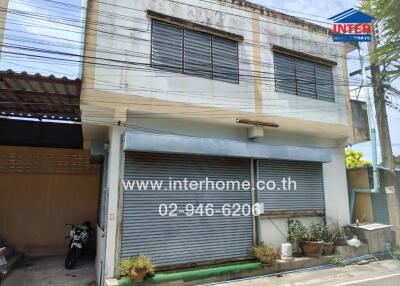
[79, 0, 366, 284]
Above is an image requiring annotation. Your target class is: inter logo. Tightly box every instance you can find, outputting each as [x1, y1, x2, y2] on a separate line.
[328, 8, 373, 42]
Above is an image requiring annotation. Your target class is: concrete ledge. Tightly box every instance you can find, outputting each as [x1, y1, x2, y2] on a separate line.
[336, 244, 370, 258]
[112, 247, 374, 286]
[105, 278, 119, 286]
[117, 256, 333, 286]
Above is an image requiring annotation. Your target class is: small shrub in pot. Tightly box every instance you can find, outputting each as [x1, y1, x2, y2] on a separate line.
[288, 219, 308, 256]
[251, 244, 280, 264]
[120, 254, 155, 283]
[301, 223, 324, 257]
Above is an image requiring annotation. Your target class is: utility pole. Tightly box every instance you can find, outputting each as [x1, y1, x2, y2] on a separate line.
[368, 32, 395, 169]
[368, 18, 400, 243]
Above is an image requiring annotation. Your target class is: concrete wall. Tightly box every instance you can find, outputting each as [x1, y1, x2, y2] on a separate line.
[323, 149, 351, 225]
[260, 216, 323, 247]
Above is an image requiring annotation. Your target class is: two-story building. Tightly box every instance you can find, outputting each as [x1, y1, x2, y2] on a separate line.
[79, 0, 364, 284]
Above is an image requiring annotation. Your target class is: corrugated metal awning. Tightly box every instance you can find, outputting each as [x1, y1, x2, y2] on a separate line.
[0, 70, 81, 121]
[124, 131, 332, 162]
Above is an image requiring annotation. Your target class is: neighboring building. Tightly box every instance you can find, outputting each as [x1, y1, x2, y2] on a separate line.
[0, 0, 9, 58]
[79, 0, 367, 283]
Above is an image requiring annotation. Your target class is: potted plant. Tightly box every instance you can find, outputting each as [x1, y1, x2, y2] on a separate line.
[120, 254, 155, 283]
[301, 223, 324, 257]
[330, 223, 347, 246]
[323, 224, 336, 255]
[288, 219, 308, 256]
[251, 244, 280, 264]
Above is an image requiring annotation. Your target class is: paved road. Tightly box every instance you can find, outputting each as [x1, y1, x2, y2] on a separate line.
[209, 260, 400, 286]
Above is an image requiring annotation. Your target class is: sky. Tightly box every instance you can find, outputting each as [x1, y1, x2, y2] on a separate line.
[0, 0, 399, 158]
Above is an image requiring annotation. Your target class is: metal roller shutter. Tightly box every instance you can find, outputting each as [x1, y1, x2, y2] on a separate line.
[371, 193, 390, 225]
[257, 160, 325, 212]
[121, 152, 253, 267]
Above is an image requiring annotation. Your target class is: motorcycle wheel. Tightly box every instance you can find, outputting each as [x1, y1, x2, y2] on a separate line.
[65, 246, 81, 269]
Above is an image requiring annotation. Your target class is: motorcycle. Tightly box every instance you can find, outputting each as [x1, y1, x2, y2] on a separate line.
[65, 222, 92, 269]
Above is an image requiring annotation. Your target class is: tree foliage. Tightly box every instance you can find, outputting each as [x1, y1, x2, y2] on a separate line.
[361, 0, 400, 82]
[345, 148, 372, 169]
[395, 155, 400, 168]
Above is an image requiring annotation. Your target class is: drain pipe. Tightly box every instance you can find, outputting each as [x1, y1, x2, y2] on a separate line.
[350, 48, 380, 220]
[358, 48, 379, 194]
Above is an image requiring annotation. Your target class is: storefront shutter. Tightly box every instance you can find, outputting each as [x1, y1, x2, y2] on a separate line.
[121, 152, 253, 267]
[257, 159, 325, 212]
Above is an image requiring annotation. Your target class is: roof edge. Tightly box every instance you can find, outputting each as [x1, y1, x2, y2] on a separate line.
[219, 0, 332, 35]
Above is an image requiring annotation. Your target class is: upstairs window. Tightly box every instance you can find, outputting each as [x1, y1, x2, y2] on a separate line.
[274, 52, 335, 102]
[151, 20, 239, 83]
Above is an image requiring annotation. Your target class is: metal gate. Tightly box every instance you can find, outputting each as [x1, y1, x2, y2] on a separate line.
[371, 193, 390, 225]
[121, 152, 253, 267]
[257, 160, 325, 212]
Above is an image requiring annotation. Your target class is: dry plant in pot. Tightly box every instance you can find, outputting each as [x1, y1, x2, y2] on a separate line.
[301, 223, 324, 257]
[330, 223, 347, 246]
[251, 244, 280, 265]
[120, 254, 155, 283]
[323, 224, 336, 255]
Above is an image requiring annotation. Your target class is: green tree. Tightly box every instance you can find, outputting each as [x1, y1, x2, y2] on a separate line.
[361, 0, 400, 81]
[395, 155, 400, 168]
[345, 148, 372, 169]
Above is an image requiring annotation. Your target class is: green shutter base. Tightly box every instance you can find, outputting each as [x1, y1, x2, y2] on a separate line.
[118, 262, 263, 285]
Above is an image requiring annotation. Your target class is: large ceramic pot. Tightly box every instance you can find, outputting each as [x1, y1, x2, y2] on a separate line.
[301, 241, 324, 257]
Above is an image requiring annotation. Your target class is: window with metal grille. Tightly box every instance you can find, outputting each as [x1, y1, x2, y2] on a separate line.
[151, 20, 239, 83]
[274, 52, 335, 102]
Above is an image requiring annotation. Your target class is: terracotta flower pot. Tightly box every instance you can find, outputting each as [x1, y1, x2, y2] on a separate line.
[322, 242, 335, 255]
[301, 241, 324, 257]
[132, 268, 147, 283]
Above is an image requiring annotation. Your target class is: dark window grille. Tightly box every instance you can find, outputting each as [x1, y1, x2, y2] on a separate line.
[274, 52, 335, 102]
[151, 20, 239, 84]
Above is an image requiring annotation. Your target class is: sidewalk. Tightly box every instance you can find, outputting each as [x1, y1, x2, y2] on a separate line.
[210, 260, 400, 286]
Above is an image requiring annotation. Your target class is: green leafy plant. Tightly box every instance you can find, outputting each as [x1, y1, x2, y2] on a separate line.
[288, 219, 308, 244]
[119, 254, 155, 280]
[394, 245, 400, 260]
[329, 256, 344, 267]
[308, 223, 327, 242]
[251, 244, 280, 264]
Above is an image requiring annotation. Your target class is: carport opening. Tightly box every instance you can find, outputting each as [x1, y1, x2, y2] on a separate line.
[0, 144, 101, 274]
